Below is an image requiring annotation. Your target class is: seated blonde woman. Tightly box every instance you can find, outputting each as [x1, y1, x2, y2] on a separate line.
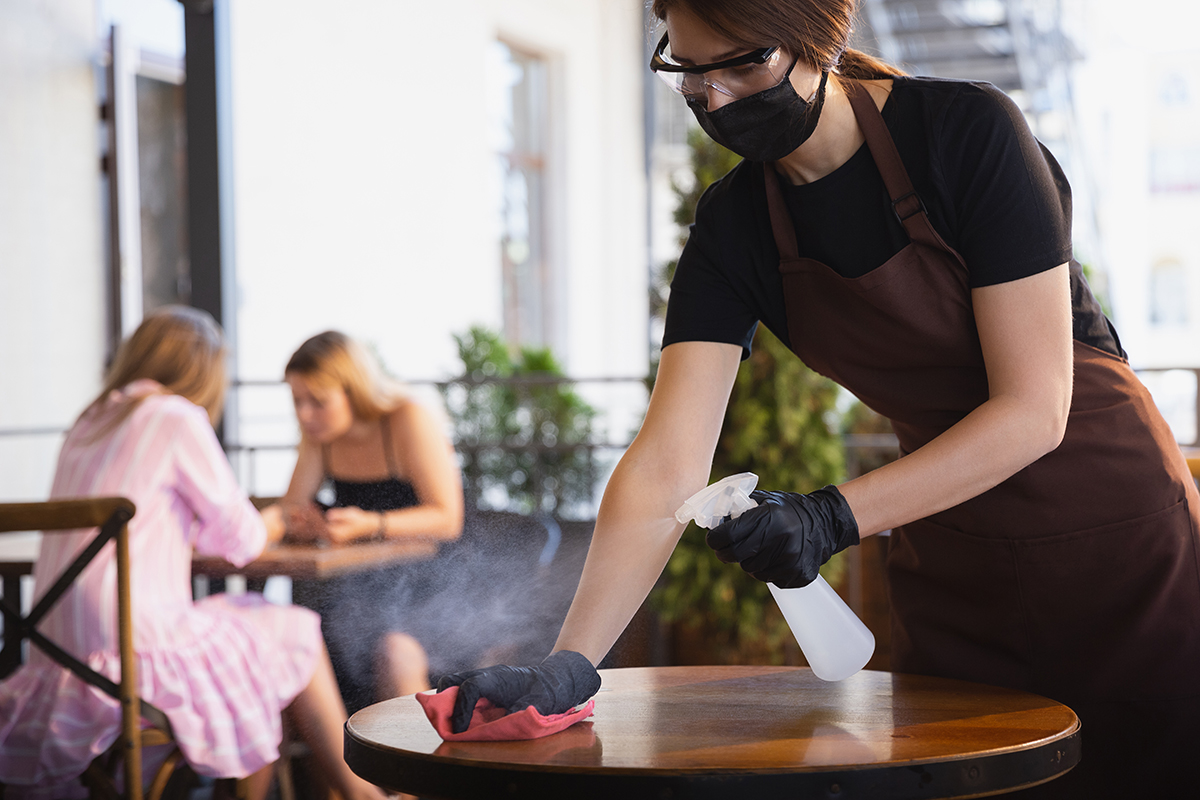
[267, 331, 464, 711]
[0, 308, 385, 800]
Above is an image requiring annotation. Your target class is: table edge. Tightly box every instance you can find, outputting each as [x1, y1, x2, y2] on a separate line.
[344, 718, 1080, 778]
[345, 724, 1081, 798]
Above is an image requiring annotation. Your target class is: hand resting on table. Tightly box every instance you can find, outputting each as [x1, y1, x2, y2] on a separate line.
[282, 502, 331, 544]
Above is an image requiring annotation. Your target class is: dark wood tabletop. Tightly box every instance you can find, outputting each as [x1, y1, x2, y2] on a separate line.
[191, 538, 438, 580]
[345, 665, 1080, 800]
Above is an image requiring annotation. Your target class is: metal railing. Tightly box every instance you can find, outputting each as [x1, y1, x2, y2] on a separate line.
[5, 367, 1196, 489]
[225, 375, 649, 512]
[1135, 367, 1200, 447]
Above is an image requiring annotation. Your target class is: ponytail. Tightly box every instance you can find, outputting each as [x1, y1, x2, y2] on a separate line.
[836, 47, 906, 80]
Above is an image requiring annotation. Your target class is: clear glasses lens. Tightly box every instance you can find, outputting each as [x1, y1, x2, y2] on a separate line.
[654, 48, 788, 110]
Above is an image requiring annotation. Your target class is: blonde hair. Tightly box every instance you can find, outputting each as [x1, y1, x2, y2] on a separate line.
[83, 305, 228, 438]
[284, 331, 407, 422]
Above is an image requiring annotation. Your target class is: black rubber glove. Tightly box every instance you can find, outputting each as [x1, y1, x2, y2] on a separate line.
[705, 485, 859, 589]
[435, 650, 601, 734]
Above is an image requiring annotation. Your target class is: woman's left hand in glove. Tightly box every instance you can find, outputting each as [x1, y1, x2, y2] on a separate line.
[704, 485, 860, 588]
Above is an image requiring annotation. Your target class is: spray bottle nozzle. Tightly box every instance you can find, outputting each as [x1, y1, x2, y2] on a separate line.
[674, 472, 759, 529]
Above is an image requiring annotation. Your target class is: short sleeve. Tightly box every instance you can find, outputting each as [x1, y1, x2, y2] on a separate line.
[938, 83, 1074, 286]
[169, 402, 267, 567]
[662, 183, 760, 358]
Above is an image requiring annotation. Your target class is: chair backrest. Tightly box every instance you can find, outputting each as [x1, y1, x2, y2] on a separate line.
[249, 495, 281, 511]
[0, 497, 170, 800]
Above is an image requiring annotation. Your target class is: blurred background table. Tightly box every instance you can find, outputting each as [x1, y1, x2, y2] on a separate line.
[345, 665, 1080, 800]
[191, 538, 438, 582]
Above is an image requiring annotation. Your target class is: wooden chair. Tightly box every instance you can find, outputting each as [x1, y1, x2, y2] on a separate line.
[0, 498, 248, 800]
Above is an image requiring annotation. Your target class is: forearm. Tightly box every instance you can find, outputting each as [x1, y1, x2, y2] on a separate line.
[551, 340, 742, 665]
[841, 392, 1066, 537]
[843, 266, 1073, 537]
[553, 446, 708, 665]
[377, 502, 464, 542]
[260, 504, 286, 543]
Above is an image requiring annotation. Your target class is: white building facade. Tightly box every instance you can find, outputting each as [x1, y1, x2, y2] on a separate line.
[0, 0, 651, 503]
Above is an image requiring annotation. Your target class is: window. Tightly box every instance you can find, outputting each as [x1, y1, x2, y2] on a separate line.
[1149, 258, 1189, 327]
[490, 40, 550, 348]
[101, 26, 189, 356]
[1149, 146, 1200, 193]
[136, 62, 190, 314]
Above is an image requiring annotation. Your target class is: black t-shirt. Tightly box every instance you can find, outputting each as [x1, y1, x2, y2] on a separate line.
[663, 75, 1123, 359]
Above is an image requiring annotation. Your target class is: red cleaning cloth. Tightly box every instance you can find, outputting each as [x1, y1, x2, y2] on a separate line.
[416, 687, 595, 741]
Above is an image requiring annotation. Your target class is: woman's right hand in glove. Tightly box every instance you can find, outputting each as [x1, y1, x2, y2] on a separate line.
[704, 485, 859, 588]
[435, 650, 601, 734]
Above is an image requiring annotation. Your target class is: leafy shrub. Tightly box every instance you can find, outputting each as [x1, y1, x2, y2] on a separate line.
[443, 326, 598, 518]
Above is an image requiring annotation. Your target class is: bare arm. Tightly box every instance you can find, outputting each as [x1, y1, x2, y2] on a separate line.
[840, 264, 1074, 535]
[553, 341, 743, 665]
[262, 438, 327, 542]
[324, 400, 464, 543]
[374, 400, 464, 541]
[282, 437, 327, 507]
[259, 504, 286, 543]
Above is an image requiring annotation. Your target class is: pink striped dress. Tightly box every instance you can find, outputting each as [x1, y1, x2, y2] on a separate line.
[0, 381, 322, 796]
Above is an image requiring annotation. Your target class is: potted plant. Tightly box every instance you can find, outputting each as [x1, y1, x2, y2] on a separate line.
[442, 326, 598, 519]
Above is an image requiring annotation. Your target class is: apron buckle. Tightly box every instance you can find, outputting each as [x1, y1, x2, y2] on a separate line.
[892, 191, 927, 225]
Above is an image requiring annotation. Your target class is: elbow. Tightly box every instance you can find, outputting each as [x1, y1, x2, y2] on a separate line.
[1025, 395, 1071, 463]
[1048, 403, 1070, 453]
[436, 502, 465, 542]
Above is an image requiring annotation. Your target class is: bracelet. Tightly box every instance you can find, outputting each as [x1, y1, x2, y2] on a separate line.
[374, 511, 387, 540]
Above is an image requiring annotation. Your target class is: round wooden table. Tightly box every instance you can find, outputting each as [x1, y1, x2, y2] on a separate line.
[345, 666, 1080, 799]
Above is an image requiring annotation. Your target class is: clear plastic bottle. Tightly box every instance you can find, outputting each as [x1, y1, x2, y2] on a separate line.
[676, 473, 876, 681]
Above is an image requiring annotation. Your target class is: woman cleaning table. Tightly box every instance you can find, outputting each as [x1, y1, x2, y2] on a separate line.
[437, 2, 1200, 797]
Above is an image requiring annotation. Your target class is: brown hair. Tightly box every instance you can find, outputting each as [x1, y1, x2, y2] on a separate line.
[83, 305, 228, 437]
[650, 0, 905, 80]
[284, 331, 407, 422]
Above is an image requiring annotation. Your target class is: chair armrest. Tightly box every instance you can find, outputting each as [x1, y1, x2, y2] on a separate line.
[0, 498, 136, 534]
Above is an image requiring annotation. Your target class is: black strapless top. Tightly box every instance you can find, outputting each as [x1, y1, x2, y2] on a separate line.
[321, 415, 420, 513]
[329, 476, 418, 513]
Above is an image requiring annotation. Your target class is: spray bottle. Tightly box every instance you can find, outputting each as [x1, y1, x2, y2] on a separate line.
[675, 472, 875, 681]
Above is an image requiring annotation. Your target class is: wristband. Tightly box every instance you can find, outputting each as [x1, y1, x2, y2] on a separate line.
[375, 511, 387, 540]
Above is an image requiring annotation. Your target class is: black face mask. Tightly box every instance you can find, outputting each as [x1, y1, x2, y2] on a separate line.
[688, 66, 830, 162]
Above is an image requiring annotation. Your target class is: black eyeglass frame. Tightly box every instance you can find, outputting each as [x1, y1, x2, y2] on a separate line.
[649, 31, 779, 74]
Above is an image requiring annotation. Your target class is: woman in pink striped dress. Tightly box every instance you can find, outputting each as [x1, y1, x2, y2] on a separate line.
[0, 307, 387, 800]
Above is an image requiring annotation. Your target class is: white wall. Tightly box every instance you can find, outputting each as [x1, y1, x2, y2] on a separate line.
[227, 0, 650, 494]
[0, 0, 106, 501]
[1070, 1, 1200, 370]
[0, 0, 655, 504]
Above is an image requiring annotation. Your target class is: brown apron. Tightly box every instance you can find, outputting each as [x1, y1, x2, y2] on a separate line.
[765, 80, 1200, 797]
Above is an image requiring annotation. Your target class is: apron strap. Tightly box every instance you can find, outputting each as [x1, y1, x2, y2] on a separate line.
[762, 79, 967, 272]
[844, 81, 966, 266]
[762, 162, 801, 267]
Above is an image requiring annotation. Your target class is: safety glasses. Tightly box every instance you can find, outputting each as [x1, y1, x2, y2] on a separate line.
[650, 31, 792, 109]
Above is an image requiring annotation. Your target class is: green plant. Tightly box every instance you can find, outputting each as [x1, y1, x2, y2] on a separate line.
[443, 326, 598, 518]
[647, 127, 745, 386]
[1079, 258, 1113, 319]
[648, 130, 846, 665]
